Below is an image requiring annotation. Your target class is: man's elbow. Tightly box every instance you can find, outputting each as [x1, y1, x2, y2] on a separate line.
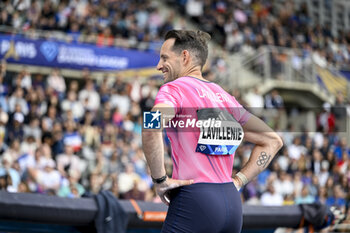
[272, 133, 283, 151]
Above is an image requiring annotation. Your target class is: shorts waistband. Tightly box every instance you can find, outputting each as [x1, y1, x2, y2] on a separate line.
[179, 182, 235, 190]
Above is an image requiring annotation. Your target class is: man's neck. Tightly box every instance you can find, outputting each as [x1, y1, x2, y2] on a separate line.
[180, 67, 206, 81]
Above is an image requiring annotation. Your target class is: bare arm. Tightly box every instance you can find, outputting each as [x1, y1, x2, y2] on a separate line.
[142, 103, 193, 205]
[142, 122, 166, 178]
[233, 114, 283, 189]
[141, 103, 174, 179]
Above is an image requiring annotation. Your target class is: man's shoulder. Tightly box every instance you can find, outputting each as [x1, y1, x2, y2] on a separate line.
[163, 77, 187, 86]
[161, 76, 205, 91]
[159, 79, 185, 91]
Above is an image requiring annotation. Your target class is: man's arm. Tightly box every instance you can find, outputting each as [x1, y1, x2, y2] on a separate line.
[233, 114, 283, 190]
[142, 103, 174, 179]
[142, 103, 193, 205]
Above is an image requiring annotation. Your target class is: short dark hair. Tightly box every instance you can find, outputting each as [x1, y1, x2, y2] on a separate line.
[164, 30, 211, 68]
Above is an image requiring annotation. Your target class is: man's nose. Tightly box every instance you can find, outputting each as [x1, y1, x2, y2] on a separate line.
[156, 61, 162, 70]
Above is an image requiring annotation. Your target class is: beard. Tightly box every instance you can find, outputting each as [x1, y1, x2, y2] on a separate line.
[163, 71, 178, 83]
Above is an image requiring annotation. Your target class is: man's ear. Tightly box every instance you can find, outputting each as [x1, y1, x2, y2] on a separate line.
[182, 50, 190, 64]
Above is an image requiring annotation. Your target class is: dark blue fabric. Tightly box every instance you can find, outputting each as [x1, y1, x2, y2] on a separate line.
[162, 182, 242, 233]
[94, 190, 129, 233]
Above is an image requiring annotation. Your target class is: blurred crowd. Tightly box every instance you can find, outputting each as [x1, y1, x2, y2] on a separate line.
[0, 63, 162, 201]
[3, 0, 350, 69]
[0, 0, 180, 49]
[0, 62, 348, 213]
[170, 0, 350, 69]
[236, 87, 350, 212]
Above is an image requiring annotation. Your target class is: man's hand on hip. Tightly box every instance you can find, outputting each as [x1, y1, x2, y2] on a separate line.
[155, 177, 194, 205]
[232, 176, 243, 191]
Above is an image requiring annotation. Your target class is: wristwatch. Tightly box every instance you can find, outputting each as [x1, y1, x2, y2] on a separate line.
[152, 175, 167, 184]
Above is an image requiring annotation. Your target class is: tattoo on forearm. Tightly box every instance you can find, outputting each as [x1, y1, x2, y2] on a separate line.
[256, 151, 271, 168]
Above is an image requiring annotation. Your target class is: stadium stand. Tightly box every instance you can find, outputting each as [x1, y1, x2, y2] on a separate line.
[167, 0, 350, 68]
[0, 0, 170, 49]
[0, 0, 349, 232]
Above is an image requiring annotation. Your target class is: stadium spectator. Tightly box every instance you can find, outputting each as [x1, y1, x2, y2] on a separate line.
[295, 186, 315, 204]
[292, 172, 304, 198]
[61, 91, 85, 121]
[311, 149, 323, 174]
[28, 159, 61, 193]
[88, 149, 108, 181]
[23, 118, 41, 144]
[309, 175, 320, 197]
[327, 184, 346, 209]
[288, 137, 306, 161]
[62, 120, 82, 153]
[47, 68, 66, 100]
[318, 102, 335, 132]
[20, 135, 37, 156]
[333, 93, 347, 130]
[80, 111, 100, 149]
[41, 106, 58, 132]
[333, 137, 350, 161]
[122, 179, 146, 200]
[7, 111, 25, 145]
[274, 171, 294, 197]
[87, 172, 103, 195]
[8, 88, 29, 115]
[244, 86, 264, 116]
[96, 27, 114, 47]
[0, 173, 12, 191]
[169, 0, 350, 68]
[51, 125, 65, 157]
[0, 155, 20, 192]
[15, 67, 32, 91]
[58, 169, 85, 198]
[265, 90, 284, 109]
[118, 163, 141, 198]
[108, 173, 120, 198]
[261, 182, 283, 206]
[79, 79, 100, 112]
[105, 151, 122, 181]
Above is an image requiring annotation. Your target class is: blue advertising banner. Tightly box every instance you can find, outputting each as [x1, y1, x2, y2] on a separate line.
[0, 35, 159, 71]
[340, 70, 350, 82]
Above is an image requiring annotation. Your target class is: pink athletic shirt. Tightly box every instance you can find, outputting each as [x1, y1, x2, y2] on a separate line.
[154, 76, 251, 183]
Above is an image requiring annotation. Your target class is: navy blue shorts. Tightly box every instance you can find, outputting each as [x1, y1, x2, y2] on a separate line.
[161, 182, 242, 233]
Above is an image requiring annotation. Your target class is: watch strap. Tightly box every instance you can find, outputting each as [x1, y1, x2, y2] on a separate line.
[152, 175, 167, 184]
